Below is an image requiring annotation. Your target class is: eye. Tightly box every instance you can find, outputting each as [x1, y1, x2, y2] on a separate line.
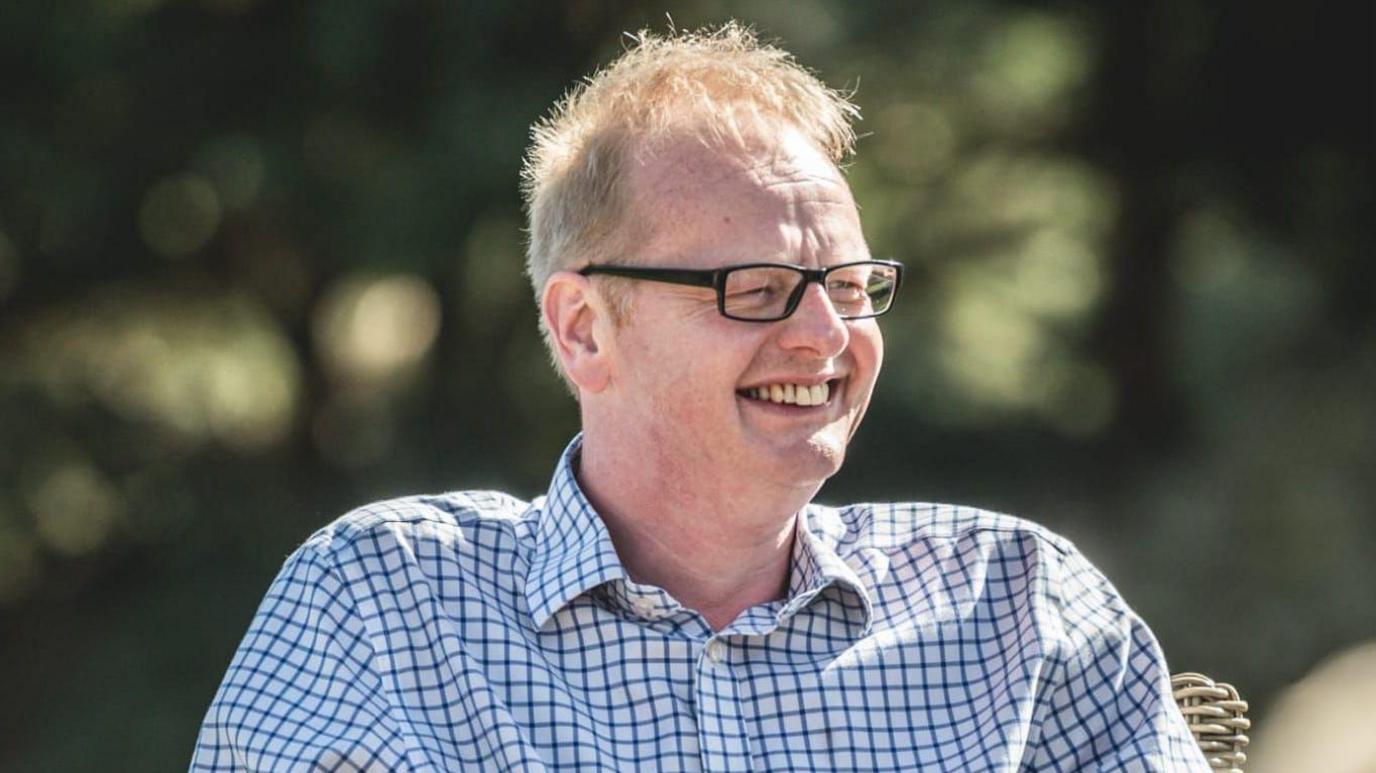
[825, 275, 868, 302]
[727, 280, 771, 297]
[725, 272, 787, 299]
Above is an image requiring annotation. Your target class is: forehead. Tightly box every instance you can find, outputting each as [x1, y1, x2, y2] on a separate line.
[622, 124, 864, 266]
[634, 122, 846, 194]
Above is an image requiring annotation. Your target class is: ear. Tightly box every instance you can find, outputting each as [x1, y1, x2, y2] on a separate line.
[542, 271, 613, 394]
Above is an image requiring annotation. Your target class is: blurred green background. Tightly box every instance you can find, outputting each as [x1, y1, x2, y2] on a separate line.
[1, 1, 1372, 769]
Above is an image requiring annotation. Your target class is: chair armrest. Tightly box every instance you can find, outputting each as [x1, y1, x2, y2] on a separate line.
[1171, 672, 1251, 772]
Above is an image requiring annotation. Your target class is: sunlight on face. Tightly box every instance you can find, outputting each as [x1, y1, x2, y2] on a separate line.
[592, 124, 884, 493]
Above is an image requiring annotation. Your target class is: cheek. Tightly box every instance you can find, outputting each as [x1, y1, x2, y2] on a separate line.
[636, 342, 714, 407]
[642, 364, 734, 466]
[869, 332, 884, 382]
[654, 361, 731, 416]
[645, 353, 748, 444]
[620, 315, 763, 417]
[850, 324, 884, 387]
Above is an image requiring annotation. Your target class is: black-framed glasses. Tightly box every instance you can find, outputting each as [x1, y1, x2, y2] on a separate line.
[577, 259, 903, 322]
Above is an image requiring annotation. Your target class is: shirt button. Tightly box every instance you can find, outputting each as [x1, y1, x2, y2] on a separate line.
[704, 639, 726, 664]
[632, 596, 656, 617]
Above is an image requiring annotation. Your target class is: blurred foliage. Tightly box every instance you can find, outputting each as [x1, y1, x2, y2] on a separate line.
[0, 1, 1372, 768]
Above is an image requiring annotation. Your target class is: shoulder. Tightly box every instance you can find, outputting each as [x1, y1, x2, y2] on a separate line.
[835, 502, 1143, 633]
[298, 489, 535, 568]
[823, 501, 1109, 610]
[830, 502, 1141, 641]
[826, 500, 1076, 559]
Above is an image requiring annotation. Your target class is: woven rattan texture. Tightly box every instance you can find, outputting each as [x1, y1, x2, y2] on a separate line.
[1172, 672, 1251, 772]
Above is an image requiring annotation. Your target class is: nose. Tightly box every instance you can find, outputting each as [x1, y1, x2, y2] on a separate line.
[776, 282, 849, 357]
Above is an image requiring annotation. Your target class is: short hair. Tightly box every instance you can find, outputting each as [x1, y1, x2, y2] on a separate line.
[520, 21, 861, 385]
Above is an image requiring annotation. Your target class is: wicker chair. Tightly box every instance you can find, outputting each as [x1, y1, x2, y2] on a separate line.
[1171, 673, 1251, 771]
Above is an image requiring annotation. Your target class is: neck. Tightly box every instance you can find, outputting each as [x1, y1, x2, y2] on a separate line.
[577, 432, 817, 631]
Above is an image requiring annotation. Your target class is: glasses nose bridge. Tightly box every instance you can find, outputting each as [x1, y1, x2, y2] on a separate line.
[785, 266, 842, 320]
[798, 265, 831, 287]
[777, 267, 851, 356]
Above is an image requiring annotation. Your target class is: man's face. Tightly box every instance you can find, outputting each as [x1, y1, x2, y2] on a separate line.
[593, 124, 884, 493]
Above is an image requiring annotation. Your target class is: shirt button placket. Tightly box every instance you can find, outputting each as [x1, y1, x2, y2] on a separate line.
[694, 638, 753, 772]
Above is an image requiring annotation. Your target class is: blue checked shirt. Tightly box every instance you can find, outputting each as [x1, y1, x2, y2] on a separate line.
[193, 436, 1207, 771]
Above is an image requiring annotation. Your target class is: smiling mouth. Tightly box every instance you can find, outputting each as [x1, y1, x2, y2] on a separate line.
[736, 379, 841, 407]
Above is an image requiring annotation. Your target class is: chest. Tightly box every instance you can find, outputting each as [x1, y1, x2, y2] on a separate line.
[386, 603, 1054, 772]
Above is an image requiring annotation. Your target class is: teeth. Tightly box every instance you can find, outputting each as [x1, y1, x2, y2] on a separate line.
[746, 382, 831, 406]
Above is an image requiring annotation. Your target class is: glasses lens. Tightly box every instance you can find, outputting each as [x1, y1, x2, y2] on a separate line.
[722, 266, 803, 319]
[826, 262, 898, 317]
[721, 262, 900, 320]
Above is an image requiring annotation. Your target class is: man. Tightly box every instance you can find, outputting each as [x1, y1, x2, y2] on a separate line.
[194, 24, 1208, 771]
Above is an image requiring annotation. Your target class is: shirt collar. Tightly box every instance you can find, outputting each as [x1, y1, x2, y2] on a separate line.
[783, 505, 876, 634]
[524, 434, 875, 635]
[525, 434, 627, 630]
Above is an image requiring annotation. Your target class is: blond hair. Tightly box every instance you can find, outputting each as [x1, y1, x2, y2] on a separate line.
[521, 21, 861, 383]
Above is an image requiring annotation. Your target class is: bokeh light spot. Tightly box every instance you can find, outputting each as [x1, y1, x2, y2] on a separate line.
[313, 274, 442, 389]
[970, 12, 1094, 134]
[24, 461, 123, 557]
[138, 174, 222, 259]
[12, 288, 301, 451]
[1170, 205, 1250, 291]
[1010, 229, 1104, 318]
[939, 284, 1046, 407]
[204, 345, 299, 450]
[1248, 641, 1376, 773]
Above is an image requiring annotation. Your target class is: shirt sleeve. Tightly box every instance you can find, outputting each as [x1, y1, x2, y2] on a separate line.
[1026, 545, 1211, 772]
[190, 544, 413, 771]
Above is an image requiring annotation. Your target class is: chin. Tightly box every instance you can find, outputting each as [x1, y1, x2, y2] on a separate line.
[808, 434, 848, 473]
[763, 432, 847, 485]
